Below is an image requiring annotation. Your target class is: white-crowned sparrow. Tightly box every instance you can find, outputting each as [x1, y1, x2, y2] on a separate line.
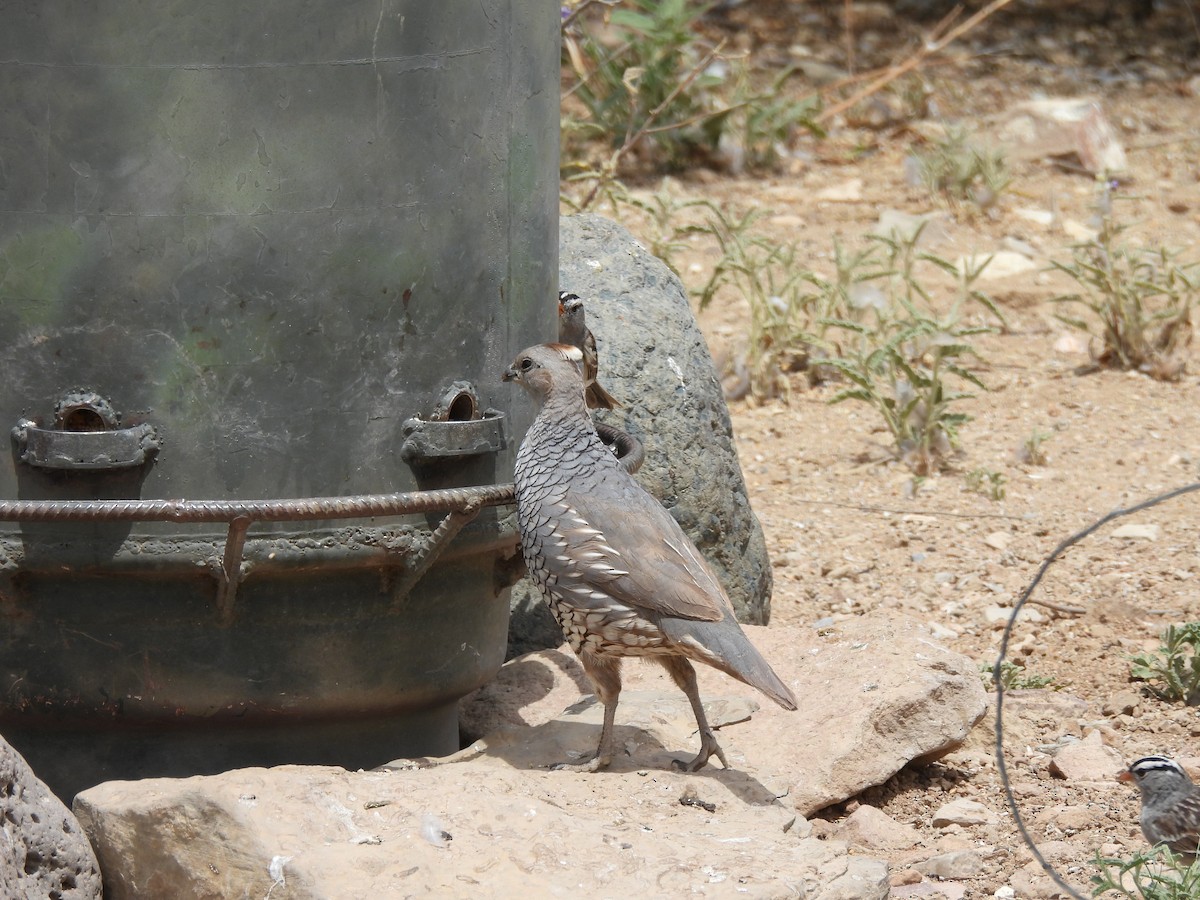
[1120, 755, 1200, 857]
[557, 291, 620, 411]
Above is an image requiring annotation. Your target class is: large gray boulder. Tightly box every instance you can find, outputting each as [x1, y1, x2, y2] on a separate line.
[1, 734, 102, 900]
[507, 214, 773, 657]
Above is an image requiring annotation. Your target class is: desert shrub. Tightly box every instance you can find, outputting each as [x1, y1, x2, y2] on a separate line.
[560, 0, 818, 207]
[911, 123, 1010, 211]
[1092, 844, 1200, 899]
[1052, 199, 1197, 381]
[820, 227, 996, 475]
[982, 660, 1056, 690]
[1129, 623, 1200, 706]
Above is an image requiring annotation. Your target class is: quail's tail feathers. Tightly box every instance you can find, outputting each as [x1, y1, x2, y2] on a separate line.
[662, 615, 798, 711]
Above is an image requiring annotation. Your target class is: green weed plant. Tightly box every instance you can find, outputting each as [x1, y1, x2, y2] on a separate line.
[1129, 623, 1200, 706]
[1092, 845, 1200, 899]
[1051, 197, 1197, 381]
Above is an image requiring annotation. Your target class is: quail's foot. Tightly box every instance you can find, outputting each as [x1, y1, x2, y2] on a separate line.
[672, 730, 730, 772]
[553, 751, 611, 773]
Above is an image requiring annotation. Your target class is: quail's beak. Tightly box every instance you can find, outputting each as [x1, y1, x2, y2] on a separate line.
[1117, 769, 1133, 783]
[557, 300, 565, 315]
[501, 364, 519, 383]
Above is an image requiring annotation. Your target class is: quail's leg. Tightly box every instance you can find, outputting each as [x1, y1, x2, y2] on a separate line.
[659, 656, 730, 772]
[554, 653, 622, 772]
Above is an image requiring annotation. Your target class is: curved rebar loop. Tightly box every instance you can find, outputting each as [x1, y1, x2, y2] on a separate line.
[995, 480, 1200, 900]
[596, 420, 645, 474]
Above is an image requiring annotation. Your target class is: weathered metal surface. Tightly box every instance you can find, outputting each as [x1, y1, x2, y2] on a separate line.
[0, 1, 560, 504]
[399, 412, 509, 464]
[0, 0, 560, 799]
[12, 389, 162, 471]
[13, 421, 161, 471]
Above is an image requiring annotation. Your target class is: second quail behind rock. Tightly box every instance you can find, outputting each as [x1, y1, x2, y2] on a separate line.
[557, 291, 620, 411]
[1120, 755, 1200, 857]
[503, 342, 797, 773]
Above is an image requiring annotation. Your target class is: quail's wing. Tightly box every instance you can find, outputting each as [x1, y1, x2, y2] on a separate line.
[536, 478, 727, 622]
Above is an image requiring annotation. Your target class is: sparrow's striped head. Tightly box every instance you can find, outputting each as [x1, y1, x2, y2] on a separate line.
[1121, 755, 1190, 784]
[558, 291, 582, 315]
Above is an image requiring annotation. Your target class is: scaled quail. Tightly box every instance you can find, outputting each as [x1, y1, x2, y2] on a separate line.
[503, 342, 797, 772]
[557, 291, 620, 411]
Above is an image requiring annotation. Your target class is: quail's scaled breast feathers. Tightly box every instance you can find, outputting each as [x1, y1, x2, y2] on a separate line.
[502, 342, 796, 773]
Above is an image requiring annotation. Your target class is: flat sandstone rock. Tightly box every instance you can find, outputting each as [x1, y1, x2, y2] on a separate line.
[76, 760, 882, 899]
[76, 613, 981, 898]
[465, 613, 987, 816]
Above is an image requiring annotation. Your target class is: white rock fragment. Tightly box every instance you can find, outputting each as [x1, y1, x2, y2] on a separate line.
[873, 209, 948, 246]
[1053, 332, 1090, 355]
[1111, 523, 1160, 541]
[1014, 207, 1055, 227]
[931, 798, 996, 828]
[1001, 236, 1038, 259]
[1061, 219, 1098, 241]
[928, 622, 959, 641]
[997, 97, 1128, 175]
[984, 604, 1044, 626]
[838, 804, 923, 850]
[816, 177, 864, 202]
[984, 531, 1011, 551]
[1049, 730, 1126, 782]
[916, 849, 987, 880]
[820, 856, 891, 900]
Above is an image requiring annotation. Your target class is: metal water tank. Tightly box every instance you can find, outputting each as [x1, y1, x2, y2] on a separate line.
[0, 0, 558, 799]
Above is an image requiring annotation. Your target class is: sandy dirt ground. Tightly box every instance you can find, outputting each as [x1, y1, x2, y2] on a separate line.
[569, 2, 1200, 894]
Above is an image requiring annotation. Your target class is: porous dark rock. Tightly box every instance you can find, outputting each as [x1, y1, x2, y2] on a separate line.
[1, 734, 102, 900]
[507, 214, 773, 657]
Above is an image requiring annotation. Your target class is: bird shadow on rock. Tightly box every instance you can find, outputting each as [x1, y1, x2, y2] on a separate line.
[459, 648, 602, 741]
[457, 692, 783, 807]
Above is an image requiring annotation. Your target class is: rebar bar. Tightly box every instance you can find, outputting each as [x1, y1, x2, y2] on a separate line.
[0, 484, 517, 525]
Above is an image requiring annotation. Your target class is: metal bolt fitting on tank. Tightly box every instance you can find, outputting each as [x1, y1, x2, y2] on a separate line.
[12, 390, 160, 472]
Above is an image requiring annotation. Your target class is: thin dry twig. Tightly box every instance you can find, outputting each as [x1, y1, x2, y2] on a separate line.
[843, 0, 855, 76]
[561, 0, 619, 32]
[1025, 597, 1086, 616]
[817, 0, 1017, 125]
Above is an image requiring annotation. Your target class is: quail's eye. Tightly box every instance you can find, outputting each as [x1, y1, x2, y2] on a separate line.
[519, 357, 534, 371]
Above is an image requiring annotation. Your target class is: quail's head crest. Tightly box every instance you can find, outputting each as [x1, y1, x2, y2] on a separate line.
[547, 342, 584, 364]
